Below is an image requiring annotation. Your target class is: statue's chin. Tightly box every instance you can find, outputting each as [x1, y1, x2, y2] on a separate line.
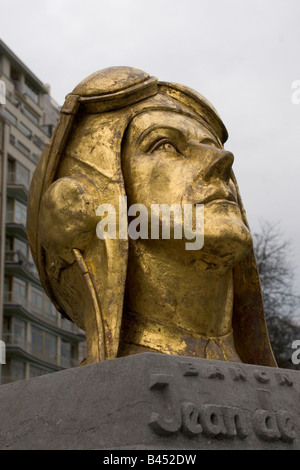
[179, 202, 252, 271]
[195, 201, 252, 269]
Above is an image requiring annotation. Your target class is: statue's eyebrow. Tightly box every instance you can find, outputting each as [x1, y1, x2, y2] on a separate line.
[136, 125, 186, 147]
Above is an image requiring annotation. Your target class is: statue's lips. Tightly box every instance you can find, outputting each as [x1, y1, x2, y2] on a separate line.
[194, 191, 237, 207]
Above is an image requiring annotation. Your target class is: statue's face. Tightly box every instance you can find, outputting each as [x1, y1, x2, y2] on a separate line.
[122, 109, 252, 269]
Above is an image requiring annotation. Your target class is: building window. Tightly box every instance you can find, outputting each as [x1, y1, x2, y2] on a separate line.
[16, 140, 30, 158]
[22, 106, 39, 125]
[24, 79, 39, 105]
[7, 159, 30, 188]
[44, 297, 57, 323]
[3, 108, 17, 126]
[31, 288, 57, 323]
[18, 121, 32, 139]
[10, 67, 21, 92]
[12, 277, 26, 299]
[33, 134, 45, 151]
[3, 277, 11, 301]
[16, 161, 30, 187]
[61, 340, 72, 359]
[14, 238, 28, 257]
[7, 199, 27, 225]
[10, 359, 26, 381]
[5, 237, 27, 263]
[3, 316, 10, 336]
[31, 153, 40, 164]
[61, 340, 76, 367]
[31, 326, 57, 361]
[5, 236, 13, 252]
[9, 133, 15, 145]
[31, 326, 43, 355]
[12, 277, 27, 304]
[12, 318, 26, 345]
[6, 91, 21, 108]
[31, 287, 43, 314]
[13, 199, 27, 225]
[45, 331, 57, 360]
[15, 200, 27, 225]
[6, 198, 13, 223]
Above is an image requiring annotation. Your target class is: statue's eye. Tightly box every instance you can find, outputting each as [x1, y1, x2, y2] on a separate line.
[150, 140, 179, 153]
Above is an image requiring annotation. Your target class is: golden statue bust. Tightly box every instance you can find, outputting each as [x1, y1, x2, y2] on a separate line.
[26, 67, 276, 367]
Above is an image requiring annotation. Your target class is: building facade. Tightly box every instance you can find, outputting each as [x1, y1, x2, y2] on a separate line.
[0, 39, 86, 384]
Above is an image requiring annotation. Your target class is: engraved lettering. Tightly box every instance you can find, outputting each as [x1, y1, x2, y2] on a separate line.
[229, 367, 247, 382]
[275, 372, 293, 387]
[149, 412, 181, 437]
[180, 361, 199, 377]
[149, 373, 173, 390]
[206, 366, 225, 380]
[181, 402, 202, 436]
[200, 404, 227, 437]
[253, 370, 270, 384]
[148, 372, 297, 444]
[148, 373, 181, 436]
[253, 410, 280, 441]
[276, 410, 296, 442]
[222, 406, 248, 439]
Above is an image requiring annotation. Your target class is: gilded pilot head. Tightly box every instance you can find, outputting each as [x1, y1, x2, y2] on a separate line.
[26, 66, 276, 367]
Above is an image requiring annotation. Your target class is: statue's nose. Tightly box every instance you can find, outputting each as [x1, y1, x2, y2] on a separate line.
[202, 149, 234, 183]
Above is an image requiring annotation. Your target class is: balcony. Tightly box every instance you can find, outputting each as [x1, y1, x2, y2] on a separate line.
[4, 290, 58, 327]
[9, 133, 41, 165]
[4, 289, 85, 339]
[3, 334, 79, 369]
[6, 211, 27, 240]
[4, 250, 40, 286]
[3, 333, 57, 366]
[6, 171, 29, 204]
[5, 250, 35, 273]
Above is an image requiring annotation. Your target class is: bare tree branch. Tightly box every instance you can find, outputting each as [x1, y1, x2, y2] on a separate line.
[253, 220, 300, 369]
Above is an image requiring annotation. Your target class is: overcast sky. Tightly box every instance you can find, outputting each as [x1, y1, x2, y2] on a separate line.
[1, 0, 300, 295]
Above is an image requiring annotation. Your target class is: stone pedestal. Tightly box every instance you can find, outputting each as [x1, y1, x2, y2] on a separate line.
[0, 353, 299, 449]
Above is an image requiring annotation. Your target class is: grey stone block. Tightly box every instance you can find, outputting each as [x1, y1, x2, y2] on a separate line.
[0, 352, 299, 449]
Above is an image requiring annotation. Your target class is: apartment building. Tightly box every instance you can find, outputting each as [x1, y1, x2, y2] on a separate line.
[0, 39, 86, 384]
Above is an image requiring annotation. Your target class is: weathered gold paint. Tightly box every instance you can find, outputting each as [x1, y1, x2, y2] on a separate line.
[26, 67, 277, 367]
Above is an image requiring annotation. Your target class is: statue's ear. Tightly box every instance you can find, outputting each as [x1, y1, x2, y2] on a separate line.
[38, 176, 100, 266]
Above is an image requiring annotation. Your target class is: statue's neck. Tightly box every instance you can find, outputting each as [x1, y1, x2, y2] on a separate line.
[119, 241, 240, 361]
